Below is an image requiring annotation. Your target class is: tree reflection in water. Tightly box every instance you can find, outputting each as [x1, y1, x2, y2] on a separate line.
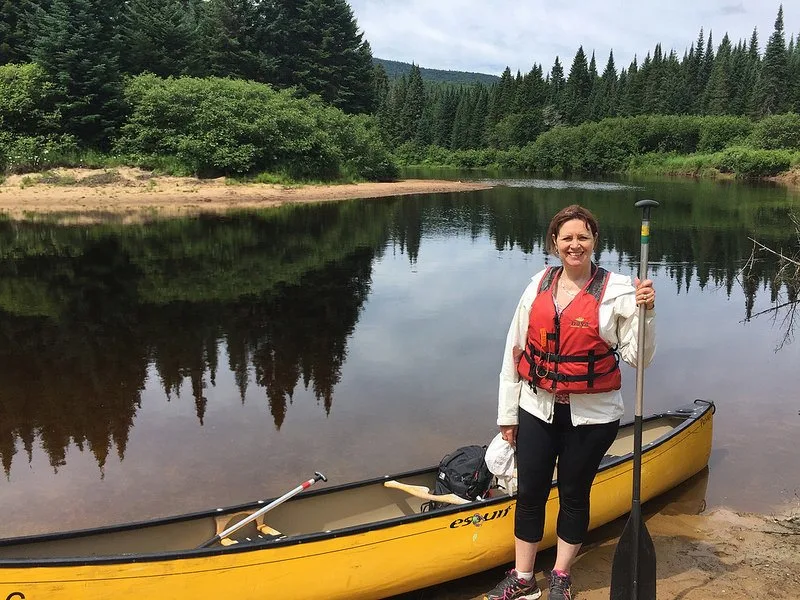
[0, 204, 384, 477]
[0, 185, 797, 476]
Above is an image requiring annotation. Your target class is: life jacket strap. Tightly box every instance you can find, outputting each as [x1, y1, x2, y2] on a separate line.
[539, 363, 619, 384]
[529, 345, 618, 363]
[521, 346, 620, 387]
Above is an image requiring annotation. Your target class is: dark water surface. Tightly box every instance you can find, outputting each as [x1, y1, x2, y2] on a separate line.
[1, 176, 799, 542]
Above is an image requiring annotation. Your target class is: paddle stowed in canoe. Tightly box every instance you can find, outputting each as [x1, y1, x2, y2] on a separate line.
[0, 401, 714, 600]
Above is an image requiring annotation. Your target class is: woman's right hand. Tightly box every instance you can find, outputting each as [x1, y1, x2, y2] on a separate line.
[500, 425, 518, 446]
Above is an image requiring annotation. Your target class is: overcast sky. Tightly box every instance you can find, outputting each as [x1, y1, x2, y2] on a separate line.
[348, 1, 798, 76]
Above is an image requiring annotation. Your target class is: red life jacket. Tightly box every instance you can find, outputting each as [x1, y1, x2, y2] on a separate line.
[516, 266, 621, 393]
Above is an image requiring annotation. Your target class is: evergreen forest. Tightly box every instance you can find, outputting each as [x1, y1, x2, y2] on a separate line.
[2, 1, 800, 179]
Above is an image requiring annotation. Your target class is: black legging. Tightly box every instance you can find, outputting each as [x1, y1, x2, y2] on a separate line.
[515, 403, 619, 545]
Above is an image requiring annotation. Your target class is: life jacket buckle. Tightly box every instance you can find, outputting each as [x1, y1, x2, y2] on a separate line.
[535, 355, 550, 379]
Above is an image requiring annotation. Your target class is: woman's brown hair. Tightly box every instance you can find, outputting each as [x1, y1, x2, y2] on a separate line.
[545, 204, 599, 255]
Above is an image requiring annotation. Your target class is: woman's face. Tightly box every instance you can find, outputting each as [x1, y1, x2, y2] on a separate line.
[554, 218, 595, 270]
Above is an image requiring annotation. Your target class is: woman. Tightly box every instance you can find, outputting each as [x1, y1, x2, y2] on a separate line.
[485, 204, 656, 600]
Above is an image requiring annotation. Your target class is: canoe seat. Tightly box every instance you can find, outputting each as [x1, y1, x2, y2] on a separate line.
[220, 524, 284, 546]
[215, 512, 284, 546]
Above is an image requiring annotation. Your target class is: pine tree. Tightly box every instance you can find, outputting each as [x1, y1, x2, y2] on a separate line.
[704, 34, 732, 114]
[530, 64, 549, 108]
[0, 0, 50, 64]
[468, 85, 489, 148]
[727, 40, 748, 114]
[590, 50, 617, 120]
[755, 6, 789, 116]
[121, 0, 202, 77]
[451, 87, 476, 149]
[513, 68, 535, 113]
[373, 63, 392, 142]
[586, 51, 601, 120]
[620, 56, 643, 115]
[790, 34, 800, 111]
[615, 68, 628, 116]
[383, 75, 407, 145]
[414, 86, 437, 146]
[372, 63, 390, 114]
[495, 67, 516, 118]
[742, 27, 762, 116]
[661, 49, 688, 114]
[30, 0, 123, 147]
[749, 27, 761, 63]
[196, 0, 270, 81]
[0, 1, 25, 64]
[563, 46, 592, 124]
[642, 45, 669, 114]
[687, 28, 705, 112]
[701, 31, 715, 93]
[548, 56, 566, 116]
[399, 64, 424, 143]
[263, 0, 376, 114]
[484, 67, 514, 139]
[433, 87, 459, 147]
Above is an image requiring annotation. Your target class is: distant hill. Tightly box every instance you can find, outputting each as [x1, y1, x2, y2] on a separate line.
[374, 58, 500, 85]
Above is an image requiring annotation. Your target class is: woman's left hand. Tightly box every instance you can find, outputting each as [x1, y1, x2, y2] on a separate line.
[635, 278, 656, 310]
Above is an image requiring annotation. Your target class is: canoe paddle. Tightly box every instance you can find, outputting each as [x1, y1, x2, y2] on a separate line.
[610, 199, 659, 600]
[198, 471, 327, 549]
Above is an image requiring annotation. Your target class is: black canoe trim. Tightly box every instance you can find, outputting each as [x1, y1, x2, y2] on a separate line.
[0, 401, 713, 568]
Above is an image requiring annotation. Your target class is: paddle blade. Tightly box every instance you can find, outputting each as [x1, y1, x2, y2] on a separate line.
[609, 515, 657, 600]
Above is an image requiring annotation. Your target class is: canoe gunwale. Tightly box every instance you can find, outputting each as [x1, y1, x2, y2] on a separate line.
[0, 400, 713, 568]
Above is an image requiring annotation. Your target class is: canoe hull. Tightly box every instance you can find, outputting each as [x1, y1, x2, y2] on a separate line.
[0, 403, 713, 600]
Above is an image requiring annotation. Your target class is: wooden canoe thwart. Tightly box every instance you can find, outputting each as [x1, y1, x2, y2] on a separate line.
[0, 400, 714, 600]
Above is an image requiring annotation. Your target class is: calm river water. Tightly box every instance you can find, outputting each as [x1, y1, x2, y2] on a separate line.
[1, 175, 799, 547]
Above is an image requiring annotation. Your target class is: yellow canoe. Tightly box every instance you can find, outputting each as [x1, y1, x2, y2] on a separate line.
[0, 400, 713, 600]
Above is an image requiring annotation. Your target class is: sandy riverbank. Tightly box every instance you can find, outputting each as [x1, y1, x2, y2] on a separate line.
[566, 507, 799, 600]
[403, 504, 800, 600]
[0, 167, 493, 222]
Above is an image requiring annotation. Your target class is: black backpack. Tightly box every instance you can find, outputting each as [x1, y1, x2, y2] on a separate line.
[422, 445, 494, 511]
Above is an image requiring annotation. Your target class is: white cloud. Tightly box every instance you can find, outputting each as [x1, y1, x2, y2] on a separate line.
[349, 1, 796, 76]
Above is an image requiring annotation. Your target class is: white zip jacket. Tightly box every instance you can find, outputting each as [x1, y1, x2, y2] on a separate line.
[498, 267, 656, 426]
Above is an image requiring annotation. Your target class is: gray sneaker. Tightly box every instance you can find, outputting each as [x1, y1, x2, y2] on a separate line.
[548, 569, 572, 600]
[483, 569, 542, 600]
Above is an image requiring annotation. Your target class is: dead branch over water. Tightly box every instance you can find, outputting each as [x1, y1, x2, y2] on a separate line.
[742, 214, 800, 350]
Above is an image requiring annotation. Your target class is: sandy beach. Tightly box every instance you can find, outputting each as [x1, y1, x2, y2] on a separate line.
[440, 507, 800, 600]
[2, 167, 798, 599]
[0, 167, 493, 222]
[561, 508, 799, 600]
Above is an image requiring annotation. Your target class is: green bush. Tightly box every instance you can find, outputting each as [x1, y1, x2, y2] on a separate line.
[576, 122, 637, 173]
[451, 148, 482, 169]
[391, 142, 427, 165]
[115, 74, 396, 180]
[697, 116, 752, 152]
[712, 146, 793, 177]
[323, 113, 397, 181]
[749, 113, 800, 150]
[634, 115, 698, 153]
[490, 111, 545, 149]
[0, 63, 61, 136]
[0, 133, 79, 174]
[423, 145, 458, 166]
[526, 125, 586, 173]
